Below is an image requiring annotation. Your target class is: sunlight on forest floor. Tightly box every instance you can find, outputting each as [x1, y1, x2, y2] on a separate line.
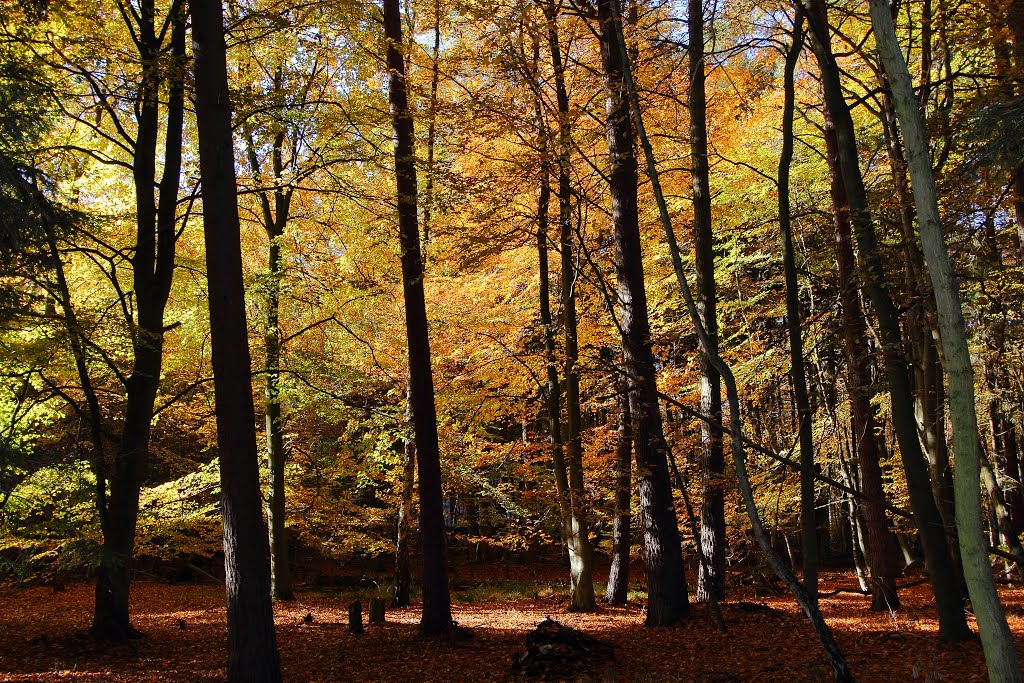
[1, 569, 1021, 681]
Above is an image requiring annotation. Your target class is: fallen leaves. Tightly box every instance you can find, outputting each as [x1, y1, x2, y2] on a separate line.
[0, 569, 1019, 681]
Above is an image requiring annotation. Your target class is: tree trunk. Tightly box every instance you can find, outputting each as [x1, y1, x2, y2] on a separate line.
[605, 371, 632, 605]
[803, 0, 969, 641]
[822, 99, 901, 612]
[543, 0, 596, 612]
[421, 0, 441, 249]
[876, 68, 960, 572]
[530, 33, 576, 605]
[867, 0, 1020, 673]
[93, 5, 184, 640]
[190, 0, 282, 677]
[383, 0, 453, 636]
[393, 397, 415, 608]
[688, 0, 726, 604]
[242, 77, 296, 604]
[600, 0, 689, 627]
[777, 11, 819, 604]
[980, 439, 1024, 578]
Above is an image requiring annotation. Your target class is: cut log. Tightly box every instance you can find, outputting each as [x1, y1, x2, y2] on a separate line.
[348, 601, 363, 634]
[369, 597, 386, 624]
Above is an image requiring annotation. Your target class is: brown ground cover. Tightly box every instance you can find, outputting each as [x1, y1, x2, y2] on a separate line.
[1, 569, 1022, 682]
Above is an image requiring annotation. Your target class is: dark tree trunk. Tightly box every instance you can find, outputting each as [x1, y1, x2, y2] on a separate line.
[383, 0, 453, 636]
[688, 0, 726, 604]
[92, 4, 184, 640]
[984, 414, 1024, 576]
[605, 371, 632, 605]
[243, 71, 295, 603]
[822, 118, 901, 611]
[777, 11, 819, 604]
[190, 0, 282, 678]
[803, 0, 969, 640]
[599, 0, 688, 626]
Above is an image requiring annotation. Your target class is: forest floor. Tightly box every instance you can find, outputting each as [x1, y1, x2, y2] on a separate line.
[2, 566, 1023, 682]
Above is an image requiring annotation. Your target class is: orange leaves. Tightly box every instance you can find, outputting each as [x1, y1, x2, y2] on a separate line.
[0, 572, 1019, 681]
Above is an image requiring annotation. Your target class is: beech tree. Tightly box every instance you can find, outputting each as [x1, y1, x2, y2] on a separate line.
[383, 0, 453, 635]
[190, 0, 282, 677]
[869, 1, 1021, 675]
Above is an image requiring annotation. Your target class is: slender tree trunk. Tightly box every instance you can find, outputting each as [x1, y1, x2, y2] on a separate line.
[600, 0, 689, 627]
[877, 67, 959, 565]
[822, 104, 901, 611]
[264, 223, 293, 602]
[778, 11, 820, 604]
[534, 92, 575, 599]
[560, 158, 596, 612]
[605, 370, 632, 605]
[383, 0, 452, 635]
[688, 0, 726, 604]
[543, 0, 596, 611]
[93, 7, 184, 639]
[422, 0, 441, 249]
[803, 0, 969, 640]
[190, 0, 282, 677]
[868, 0, 1020, 674]
[242, 81, 296, 603]
[393, 396, 415, 607]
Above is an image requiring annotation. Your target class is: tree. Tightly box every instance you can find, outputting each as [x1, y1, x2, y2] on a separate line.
[609, 3, 851, 676]
[241, 65, 296, 602]
[687, 0, 726, 605]
[70, 0, 187, 639]
[190, 0, 282, 677]
[598, 0, 689, 627]
[542, 0, 596, 612]
[605, 366, 632, 605]
[776, 8, 825, 605]
[383, 0, 453, 635]
[868, 0, 1022, 675]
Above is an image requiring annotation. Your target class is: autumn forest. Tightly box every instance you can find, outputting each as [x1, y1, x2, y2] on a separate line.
[1, 0, 1024, 679]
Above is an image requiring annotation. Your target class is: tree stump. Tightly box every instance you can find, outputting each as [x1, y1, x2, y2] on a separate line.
[348, 601, 364, 634]
[369, 597, 386, 624]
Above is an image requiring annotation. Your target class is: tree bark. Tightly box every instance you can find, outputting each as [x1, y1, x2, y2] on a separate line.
[190, 0, 282, 677]
[688, 0, 726, 604]
[600, 0, 689, 627]
[383, 0, 453, 635]
[392, 396, 415, 608]
[867, 0, 1020, 673]
[243, 71, 295, 603]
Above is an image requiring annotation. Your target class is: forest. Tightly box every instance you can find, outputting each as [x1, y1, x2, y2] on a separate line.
[1, 0, 1024, 679]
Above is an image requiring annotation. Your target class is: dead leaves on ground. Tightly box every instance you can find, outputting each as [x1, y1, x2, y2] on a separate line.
[0, 570, 1019, 681]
